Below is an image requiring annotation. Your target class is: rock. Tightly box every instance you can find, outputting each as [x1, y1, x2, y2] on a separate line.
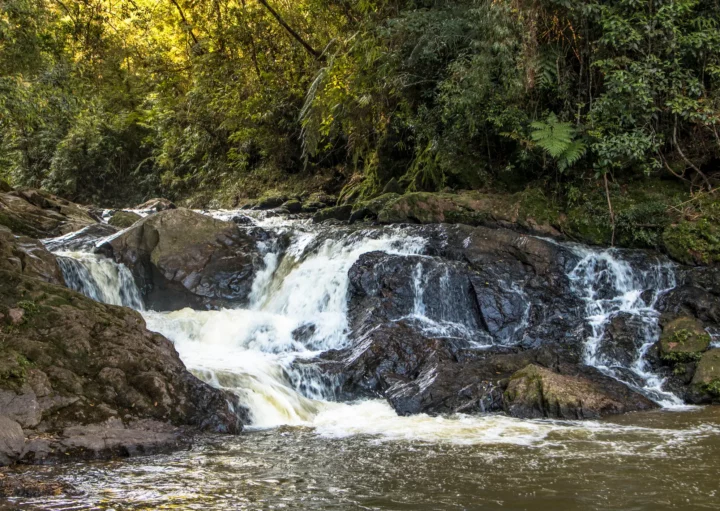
[691, 349, 720, 400]
[108, 210, 142, 228]
[659, 317, 711, 363]
[312, 205, 353, 223]
[255, 193, 287, 210]
[6, 308, 24, 325]
[0, 180, 12, 193]
[657, 286, 720, 324]
[0, 417, 24, 466]
[347, 251, 484, 337]
[230, 214, 255, 226]
[595, 313, 646, 367]
[375, 190, 563, 237]
[0, 188, 96, 237]
[282, 199, 303, 213]
[43, 223, 119, 253]
[135, 198, 176, 212]
[503, 364, 657, 419]
[302, 193, 337, 212]
[98, 208, 264, 310]
[0, 270, 244, 465]
[349, 193, 401, 223]
[346, 225, 585, 358]
[0, 226, 65, 285]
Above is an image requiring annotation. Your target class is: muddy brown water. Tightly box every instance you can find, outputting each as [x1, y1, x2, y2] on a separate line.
[3, 406, 719, 511]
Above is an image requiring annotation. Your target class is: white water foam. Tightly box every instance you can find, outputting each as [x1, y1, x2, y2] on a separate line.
[567, 247, 681, 406]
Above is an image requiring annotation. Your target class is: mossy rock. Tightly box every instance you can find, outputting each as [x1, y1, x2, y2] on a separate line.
[281, 199, 302, 213]
[374, 189, 562, 235]
[108, 211, 142, 228]
[691, 349, 720, 397]
[0, 350, 31, 390]
[350, 193, 401, 222]
[0, 180, 12, 193]
[660, 317, 711, 363]
[312, 205, 352, 223]
[503, 364, 655, 419]
[255, 191, 288, 210]
[663, 218, 720, 266]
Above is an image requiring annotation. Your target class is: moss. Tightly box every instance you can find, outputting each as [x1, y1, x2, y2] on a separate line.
[704, 379, 720, 398]
[0, 350, 31, 389]
[108, 211, 142, 228]
[660, 317, 711, 364]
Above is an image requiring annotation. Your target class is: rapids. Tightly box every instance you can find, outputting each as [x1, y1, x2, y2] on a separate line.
[54, 212, 688, 426]
[16, 211, 717, 510]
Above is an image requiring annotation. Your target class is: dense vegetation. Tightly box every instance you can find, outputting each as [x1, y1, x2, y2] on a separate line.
[1, 0, 719, 209]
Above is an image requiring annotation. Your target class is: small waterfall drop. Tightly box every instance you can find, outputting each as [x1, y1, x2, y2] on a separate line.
[567, 247, 681, 405]
[56, 251, 144, 310]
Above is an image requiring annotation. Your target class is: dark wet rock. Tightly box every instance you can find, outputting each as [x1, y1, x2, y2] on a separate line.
[595, 312, 646, 367]
[108, 211, 142, 228]
[0, 188, 96, 237]
[503, 364, 658, 420]
[43, 223, 119, 253]
[347, 251, 484, 338]
[98, 208, 265, 310]
[312, 205, 352, 223]
[346, 225, 586, 360]
[135, 198, 176, 212]
[230, 214, 255, 226]
[0, 226, 65, 286]
[0, 270, 244, 466]
[657, 286, 720, 324]
[282, 200, 303, 213]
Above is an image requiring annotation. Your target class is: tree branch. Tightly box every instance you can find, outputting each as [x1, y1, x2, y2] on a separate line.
[257, 0, 321, 60]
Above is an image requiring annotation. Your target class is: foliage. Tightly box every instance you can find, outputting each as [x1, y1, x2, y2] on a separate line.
[1, 0, 720, 205]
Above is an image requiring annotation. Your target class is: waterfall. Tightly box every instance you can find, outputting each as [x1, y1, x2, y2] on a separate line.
[56, 252, 144, 310]
[52, 218, 689, 428]
[566, 247, 681, 406]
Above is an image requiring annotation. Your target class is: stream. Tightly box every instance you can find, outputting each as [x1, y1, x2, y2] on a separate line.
[9, 211, 719, 510]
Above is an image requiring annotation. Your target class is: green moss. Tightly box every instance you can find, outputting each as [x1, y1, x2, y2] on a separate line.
[0, 350, 31, 389]
[704, 379, 720, 398]
[660, 317, 711, 364]
[108, 211, 142, 228]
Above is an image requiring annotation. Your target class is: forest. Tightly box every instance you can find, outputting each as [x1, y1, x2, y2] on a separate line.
[1, 0, 720, 215]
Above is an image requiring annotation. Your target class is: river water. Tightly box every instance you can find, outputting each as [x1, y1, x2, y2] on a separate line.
[9, 211, 719, 510]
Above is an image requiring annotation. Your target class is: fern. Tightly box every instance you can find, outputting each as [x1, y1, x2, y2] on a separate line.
[530, 114, 586, 172]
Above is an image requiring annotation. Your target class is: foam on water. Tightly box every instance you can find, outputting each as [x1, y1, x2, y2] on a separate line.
[53, 214, 695, 435]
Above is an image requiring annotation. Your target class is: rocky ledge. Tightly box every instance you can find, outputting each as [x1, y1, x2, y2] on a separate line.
[0, 226, 245, 467]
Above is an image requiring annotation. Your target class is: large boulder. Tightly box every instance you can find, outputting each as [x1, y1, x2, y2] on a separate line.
[0, 270, 244, 465]
[0, 188, 96, 237]
[98, 208, 265, 310]
[0, 226, 65, 286]
[503, 364, 657, 419]
[347, 225, 586, 359]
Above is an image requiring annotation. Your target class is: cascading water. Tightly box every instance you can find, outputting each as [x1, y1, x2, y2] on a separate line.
[53, 215, 689, 432]
[56, 251, 144, 310]
[566, 247, 682, 405]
